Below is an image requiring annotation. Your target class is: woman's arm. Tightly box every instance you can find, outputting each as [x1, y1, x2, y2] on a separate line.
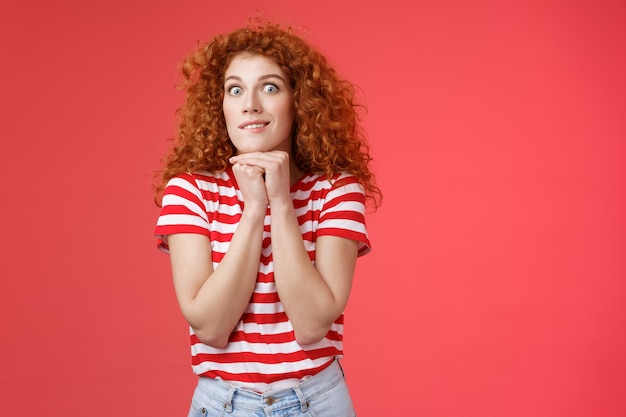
[168, 165, 268, 348]
[270, 202, 359, 345]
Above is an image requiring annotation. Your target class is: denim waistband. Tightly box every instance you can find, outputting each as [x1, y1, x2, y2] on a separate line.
[195, 359, 344, 413]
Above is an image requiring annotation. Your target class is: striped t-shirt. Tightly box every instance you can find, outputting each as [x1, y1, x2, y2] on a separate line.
[154, 167, 370, 392]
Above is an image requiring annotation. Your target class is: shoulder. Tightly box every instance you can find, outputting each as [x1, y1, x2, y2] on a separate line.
[295, 172, 362, 192]
[327, 173, 366, 201]
[293, 173, 365, 210]
[162, 171, 236, 206]
[165, 170, 233, 192]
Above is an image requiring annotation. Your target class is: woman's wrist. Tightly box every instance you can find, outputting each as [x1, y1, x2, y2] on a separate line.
[241, 202, 268, 221]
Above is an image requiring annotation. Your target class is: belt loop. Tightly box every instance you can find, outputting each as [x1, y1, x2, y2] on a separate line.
[223, 385, 236, 413]
[293, 385, 309, 412]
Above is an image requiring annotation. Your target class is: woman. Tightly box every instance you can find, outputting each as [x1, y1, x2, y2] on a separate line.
[154, 20, 381, 416]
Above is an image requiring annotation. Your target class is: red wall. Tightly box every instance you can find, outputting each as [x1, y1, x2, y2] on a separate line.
[1, 1, 624, 416]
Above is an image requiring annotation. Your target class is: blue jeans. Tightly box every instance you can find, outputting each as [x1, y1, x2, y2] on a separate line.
[186, 360, 356, 416]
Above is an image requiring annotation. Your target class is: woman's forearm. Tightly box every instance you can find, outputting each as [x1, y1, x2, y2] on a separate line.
[169, 204, 266, 348]
[270, 201, 358, 345]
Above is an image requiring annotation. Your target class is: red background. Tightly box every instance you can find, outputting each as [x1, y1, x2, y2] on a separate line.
[1, 1, 625, 416]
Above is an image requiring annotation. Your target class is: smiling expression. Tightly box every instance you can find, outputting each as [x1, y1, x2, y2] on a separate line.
[223, 53, 295, 155]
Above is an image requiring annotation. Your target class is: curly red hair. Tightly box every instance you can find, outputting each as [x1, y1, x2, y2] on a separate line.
[155, 20, 381, 208]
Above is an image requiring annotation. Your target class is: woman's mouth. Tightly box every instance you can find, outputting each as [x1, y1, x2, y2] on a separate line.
[240, 121, 270, 129]
[243, 123, 267, 129]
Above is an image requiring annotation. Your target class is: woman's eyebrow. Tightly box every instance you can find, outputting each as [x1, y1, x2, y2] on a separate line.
[258, 74, 286, 82]
[224, 74, 286, 82]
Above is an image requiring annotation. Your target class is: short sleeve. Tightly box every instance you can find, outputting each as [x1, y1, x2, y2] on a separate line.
[154, 174, 210, 253]
[317, 175, 371, 256]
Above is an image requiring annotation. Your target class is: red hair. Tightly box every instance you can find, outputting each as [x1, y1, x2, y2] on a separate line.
[155, 20, 381, 208]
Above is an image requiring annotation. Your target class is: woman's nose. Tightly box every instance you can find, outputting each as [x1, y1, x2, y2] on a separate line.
[242, 93, 262, 114]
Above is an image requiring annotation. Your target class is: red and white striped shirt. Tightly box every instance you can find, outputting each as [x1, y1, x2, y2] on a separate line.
[155, 167, 370, 392]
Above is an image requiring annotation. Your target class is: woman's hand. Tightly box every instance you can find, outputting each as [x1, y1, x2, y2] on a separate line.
[230, 151, 292, 206]
[231, 161, 268, 208]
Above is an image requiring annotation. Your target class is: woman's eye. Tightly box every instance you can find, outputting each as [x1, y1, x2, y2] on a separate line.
[263, 84, 278, 93]
[228, 86, 243, 96]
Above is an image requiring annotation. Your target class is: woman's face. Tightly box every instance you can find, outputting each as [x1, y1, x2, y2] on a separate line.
[223, 53, 295, 155]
